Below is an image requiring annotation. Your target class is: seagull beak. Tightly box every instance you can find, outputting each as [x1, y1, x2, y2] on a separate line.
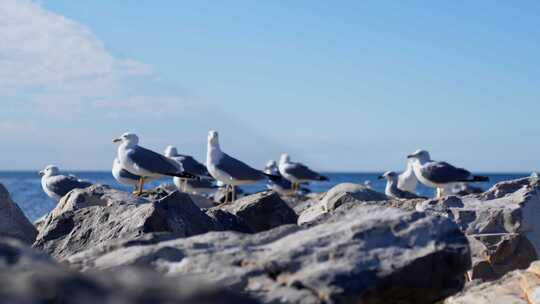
[38, 171, 44, 176]
[112, 138, 122, 143]
[406, 154, 414, 159]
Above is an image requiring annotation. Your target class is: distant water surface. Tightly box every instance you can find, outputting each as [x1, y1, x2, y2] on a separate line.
[0, 171, 530, 222]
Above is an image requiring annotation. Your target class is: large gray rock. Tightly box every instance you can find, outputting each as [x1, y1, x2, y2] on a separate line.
[33, 185, 217, 260]
[218, 191, 298, 233]
[298, 183, 392, 225]
[0, 238, 258, 304]
[418, 177, 540, 281]
[0, 183, 37, 244]
[68, 204, 470, 304]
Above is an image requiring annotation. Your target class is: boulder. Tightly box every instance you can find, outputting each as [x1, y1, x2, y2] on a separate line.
[33, 185, 217, 260]
[0, 183, 38, 244]
[218, 191, 298, 233]
[446, 260, 540, 304]
[0, 238, 258, 304]
[298, 183, 389, 225]
[68, 204, 470, 304]
[418, 177, 540, 280]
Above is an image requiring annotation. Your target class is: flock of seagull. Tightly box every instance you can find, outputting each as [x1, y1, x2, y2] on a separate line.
[39, 130, 489, 204]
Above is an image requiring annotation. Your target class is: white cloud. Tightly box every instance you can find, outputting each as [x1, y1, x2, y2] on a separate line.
[0, 0, 149, 97]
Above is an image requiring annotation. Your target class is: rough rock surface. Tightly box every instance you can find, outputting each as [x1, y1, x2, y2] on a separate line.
[218, 191, 298, 233]
[0, 183, 38, 244]
[68, 204, 470, 304]
[418, 177, 540, 281]
[33, 185, 218, 260]
[298, 183, 396, 225]
[0, 237, 258, 304]
[446, 260, 540, 304]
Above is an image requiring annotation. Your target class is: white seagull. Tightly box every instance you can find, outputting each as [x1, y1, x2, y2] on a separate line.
[407, 149, 488, 198]
[206, 130, 277, 203]
[278, 154, 328, 193]
[112, 158, 157, 192]
[113, 132, 196, 196]
[397, 158, 418, 193]
[39, 165, 92, 201]
[378, 171, 426, 199]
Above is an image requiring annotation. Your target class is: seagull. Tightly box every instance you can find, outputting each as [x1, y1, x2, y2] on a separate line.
[264, 160, 295, 195]
[407, 149, 489, 198]
[397, 158, 418, 193]
[206, 130, 277, 203]
[278, 154, 328, 193]
[113, 132, 197, 196]
[39, 165, 92, 201]
[112, 158, 157, 192]
[378, 171, 426, 199]
[164, 145, 211, 192]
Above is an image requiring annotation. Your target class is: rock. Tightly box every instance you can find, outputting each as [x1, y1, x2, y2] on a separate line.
[0, 183, 38, 244]
[418, 177, 540, 281]
[34, 186, 217, 260]
[0, 238, 258, 304]
[204, 209, 251, 233]
[468, 233, 537, 281]
[445, 271, 528, 304]
[446, 260, 540, 304]
[218, 191, 298, 233]
[298, 183, 389, 225]
[68, 204, 470, 304]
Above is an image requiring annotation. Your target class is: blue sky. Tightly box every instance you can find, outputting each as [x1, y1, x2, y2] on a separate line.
[1, 1, 539, 172]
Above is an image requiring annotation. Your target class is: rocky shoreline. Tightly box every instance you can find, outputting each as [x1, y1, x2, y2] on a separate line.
[1, 177, 539, 303]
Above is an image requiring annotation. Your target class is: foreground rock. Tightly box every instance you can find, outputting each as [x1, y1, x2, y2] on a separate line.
[0, 237, 258, 304]
[418, 177, 540, 281]
[446, 260, 540, 304]
[33, 185, 218, 260]
[69, 203, 470, 304]
[0, 183, 37, 244]
[218, 191, 298, 233]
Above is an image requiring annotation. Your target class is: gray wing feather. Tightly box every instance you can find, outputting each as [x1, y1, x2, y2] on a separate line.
[216, 153, 265, 181]
[129, 146, 180, 175]
[46, 175, 92, 197]
[118, 168, 141, 181]
[422, 162, 472, 183]
[285, 163, 322, 180]
[172, 155, 209, 176]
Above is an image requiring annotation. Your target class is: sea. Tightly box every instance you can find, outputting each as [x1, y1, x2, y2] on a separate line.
[0, 171, 531, 222]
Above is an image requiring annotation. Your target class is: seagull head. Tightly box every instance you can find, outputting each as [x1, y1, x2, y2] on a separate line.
[279, 154, 290, 164]
[39, 165, 59, 177]
[378, 171, 397, 181]
[407, 149, 431, 163]
[208, 130, 219, 147]
[113, 132, 139, 146]
[164, 146, 178, 157]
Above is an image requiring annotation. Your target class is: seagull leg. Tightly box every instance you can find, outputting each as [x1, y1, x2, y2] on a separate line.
[224, 184, 229, 204]
[135, 177, 145, 196]
[232, 186, 236, 202]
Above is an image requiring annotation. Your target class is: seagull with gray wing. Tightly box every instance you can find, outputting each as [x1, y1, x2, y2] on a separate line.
[407, 149, 489, 198]
[112, 158, 157, 192]
[378, 171, 426, 199]
[39, 165, 92, 201]
[206, 130, 278, 203]
[278, 154, 328, 193]
[264, 160, 295, 195]
[113, 132, 197, 196]
[164, 145, 212, 192]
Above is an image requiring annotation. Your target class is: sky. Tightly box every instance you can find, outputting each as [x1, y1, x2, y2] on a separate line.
[1, 1, 539, 172]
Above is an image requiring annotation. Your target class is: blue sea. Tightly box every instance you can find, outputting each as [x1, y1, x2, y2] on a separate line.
[0, 171, 530, 222]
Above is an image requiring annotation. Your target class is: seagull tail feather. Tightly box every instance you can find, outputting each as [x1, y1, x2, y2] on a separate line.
[318, 175, 329, 181]
[169, 172, 199, 180]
